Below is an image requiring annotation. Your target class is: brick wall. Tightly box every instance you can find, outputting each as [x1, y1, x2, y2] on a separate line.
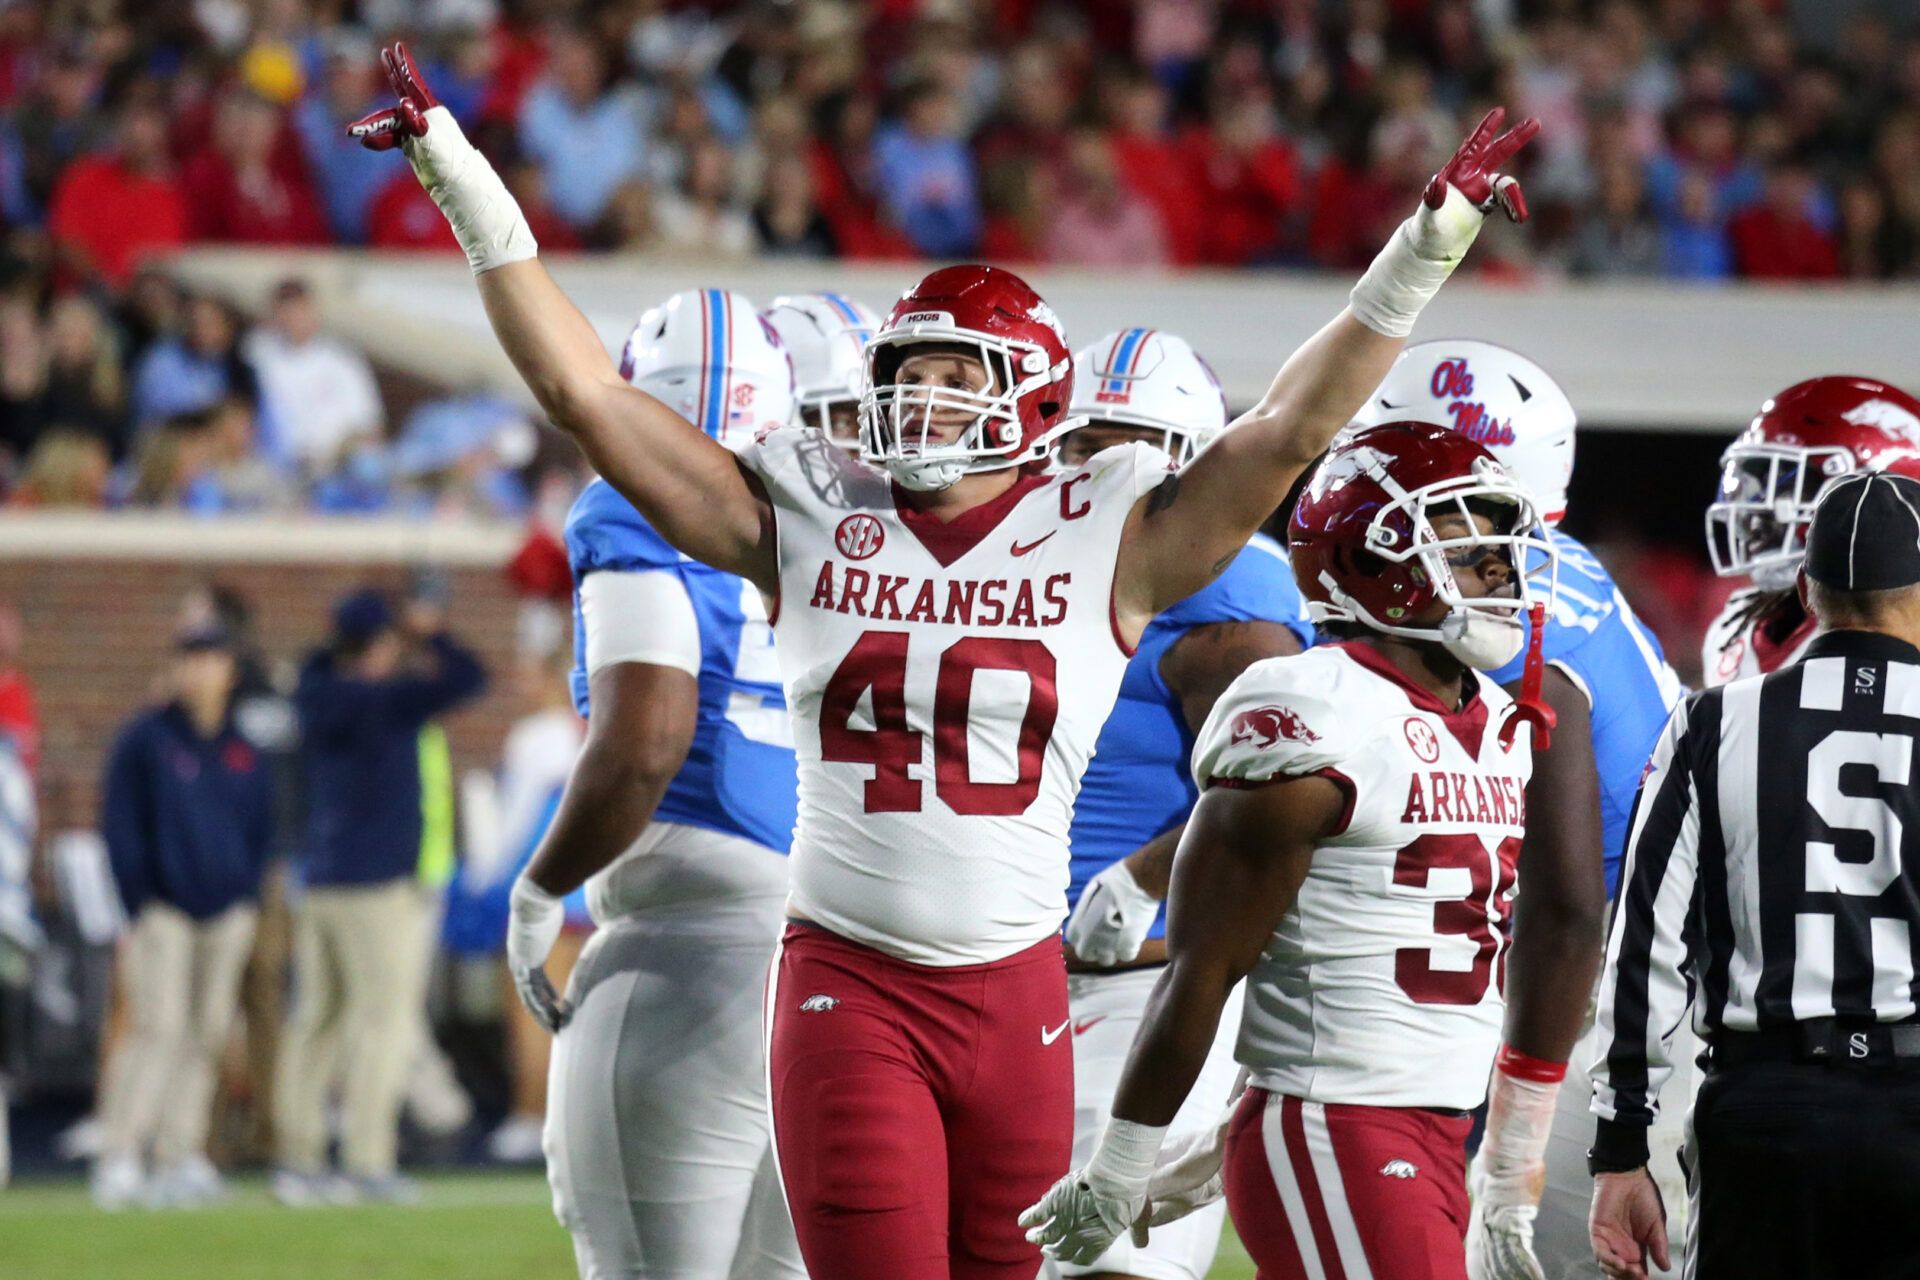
[0, 554, 528, 834]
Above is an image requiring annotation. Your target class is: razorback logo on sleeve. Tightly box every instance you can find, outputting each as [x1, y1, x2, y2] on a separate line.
[1229, 705, 1320, 749]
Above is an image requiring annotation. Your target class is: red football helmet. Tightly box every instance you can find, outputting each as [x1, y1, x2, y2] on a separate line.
[858, 265, 1073, 491]
[1290, 423, 1557, 670]
[1706, 376, 1920, 588]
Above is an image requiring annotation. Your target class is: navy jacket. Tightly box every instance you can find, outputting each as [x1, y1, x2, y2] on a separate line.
[296, 634, 485, 887]
[102, 703, 273, 920]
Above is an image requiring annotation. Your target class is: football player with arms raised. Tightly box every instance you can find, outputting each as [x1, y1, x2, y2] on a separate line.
[351, 47, 1537, 1279]
[1052, 329, 1316, 1280]
[1025, 424, 1576, 1280]
[507, 289, 806, 1280]
[1353, 343, 1684, 1278]
[1703, 377, 1920, 688]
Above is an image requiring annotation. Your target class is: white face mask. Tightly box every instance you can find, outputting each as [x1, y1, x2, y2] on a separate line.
[1751, 558, 1800, 593]
[1438, 606, 1525, 670]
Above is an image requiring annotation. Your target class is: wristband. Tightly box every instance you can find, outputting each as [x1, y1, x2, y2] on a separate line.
[405, 106, 538, 276]
[1495, 1043, 1569, 1083]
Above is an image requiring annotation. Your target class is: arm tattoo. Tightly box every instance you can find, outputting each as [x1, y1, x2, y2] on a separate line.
[1144, 471, 1182, 517]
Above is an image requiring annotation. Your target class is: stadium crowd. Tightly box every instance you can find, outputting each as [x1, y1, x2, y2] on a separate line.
[0, 0, 1916, 511]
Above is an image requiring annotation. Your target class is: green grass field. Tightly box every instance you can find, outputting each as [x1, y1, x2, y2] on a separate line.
[0, 1172, 1258, 1279]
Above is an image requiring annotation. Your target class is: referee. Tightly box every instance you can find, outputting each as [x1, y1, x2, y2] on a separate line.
[1587, 469, 1920, 1280]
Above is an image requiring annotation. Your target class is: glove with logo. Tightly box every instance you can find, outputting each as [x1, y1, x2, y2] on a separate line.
[1466, 1047, 1564, 1280]
[347, 43, 537, 275]
[1349, 107, 1540, 339]
[507, 876, 571, 1034]
[1019, 1119, 1166, 1265]
[1065, 862, 1161, 968]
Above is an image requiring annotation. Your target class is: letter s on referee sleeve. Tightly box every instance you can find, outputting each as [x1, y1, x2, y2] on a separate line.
[1590, 697, 1704, 1137]
[581, 570, 702, 679]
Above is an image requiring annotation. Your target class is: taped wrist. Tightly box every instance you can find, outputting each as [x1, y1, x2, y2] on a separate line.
[1348, 185, 1485, 338]
[1475, 1050, 1564, 1203]
[1086, 1118, 1169, 1199]
[405, 106, 537, 275]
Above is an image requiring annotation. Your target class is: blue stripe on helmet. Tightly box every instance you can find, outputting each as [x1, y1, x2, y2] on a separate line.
[704, 289, 728, 439]
[1104, 327, 1148, 396]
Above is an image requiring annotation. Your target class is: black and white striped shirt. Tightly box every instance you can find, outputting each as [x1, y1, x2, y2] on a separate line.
[1590, 629, 1920, 1158]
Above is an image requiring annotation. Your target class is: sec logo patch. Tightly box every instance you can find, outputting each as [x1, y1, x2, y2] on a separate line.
[834, 514, 885, 560]
[1403, 718, 1441, 763]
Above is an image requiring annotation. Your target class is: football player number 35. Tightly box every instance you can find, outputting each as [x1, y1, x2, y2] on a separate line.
[1393, 833, 1521, 1005]
[821, 631, 1058, 816]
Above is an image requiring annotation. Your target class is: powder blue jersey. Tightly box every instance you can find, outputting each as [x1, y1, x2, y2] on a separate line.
[1490, 529, 1683, 895]
[565, 479, 798, 855]
[1067, 534, 1316, 940]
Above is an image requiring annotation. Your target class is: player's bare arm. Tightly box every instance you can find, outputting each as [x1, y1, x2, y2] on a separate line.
[1110, 108, 1539, 636]
[1021, 774, 1339, 1263]
[350, 44, 775, 591]
[506, 663, 697, 1031]
[1500, 668, 1607, 1059]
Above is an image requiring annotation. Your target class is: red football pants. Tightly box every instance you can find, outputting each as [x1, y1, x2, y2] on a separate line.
[1223, 1088, 1472, 1280]
[766, 924, 1073, 1280]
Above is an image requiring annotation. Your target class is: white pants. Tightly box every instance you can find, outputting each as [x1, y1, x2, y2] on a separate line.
[1046, 967, 1245, 1280]
[545, 823, 805, 1280]
[1534, 1007, 1696, 1280]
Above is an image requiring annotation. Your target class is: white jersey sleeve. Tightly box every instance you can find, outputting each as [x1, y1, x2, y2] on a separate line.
[1198, 644, 1534, 1110]
[742, 427, 1177, 965]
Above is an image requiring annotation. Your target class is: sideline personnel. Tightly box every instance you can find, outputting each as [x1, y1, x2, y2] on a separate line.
[1588, 470, 1920, 1279]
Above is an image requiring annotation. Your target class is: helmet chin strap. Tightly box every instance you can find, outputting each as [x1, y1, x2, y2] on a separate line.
[1498, 601, 1556, 751]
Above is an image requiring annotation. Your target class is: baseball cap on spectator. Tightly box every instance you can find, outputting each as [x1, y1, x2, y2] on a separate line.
[332, 588, 394, 644]
[176, 621, 236, 652]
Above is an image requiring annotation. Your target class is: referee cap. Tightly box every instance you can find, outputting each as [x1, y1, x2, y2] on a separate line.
[1806, 470, 1920, 591]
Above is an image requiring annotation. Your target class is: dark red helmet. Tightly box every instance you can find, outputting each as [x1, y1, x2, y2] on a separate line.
[1707, 376, 1920, 586]
[1290, 422, 1557, 668]
[858, 264, 1073, 490]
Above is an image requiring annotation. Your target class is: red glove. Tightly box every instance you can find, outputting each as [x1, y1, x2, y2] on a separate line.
[1427, 107, 1539, 224]
[347, 43, 440, 151]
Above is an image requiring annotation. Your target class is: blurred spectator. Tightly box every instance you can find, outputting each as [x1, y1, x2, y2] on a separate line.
[752, 154, 836, 258]
[92, 622, 270, 1210]
[1657, 169, 1734, 279]
[131, 294, 280, 457]
[45, 103, 188, 290]
[1570, 157, 1664, 277]
[0, 295, 127, 468]
[1836, 177, 1916, 280]
[275, 589, 484, 1203]
[593, 179, 662, 255]
[292, 31, 406, 244]
[182, 89, 329, 245]
[873, 81, 981, 257]
[1184, 86, 1301, 266]
[389, 392, 534, 519]
[9, 40, 107, 216]
[1043, 127, 1168, 268]
[654, 137, 754, 258]
[242, 279, 383, 476]
[13, 429, 110, 508]
[516, 26, 651, 229]
[181, 397, 295, 514]
[1729, 163, 1841, 280]
[0, 602, 37, 780]
[127, 414, 210, 509]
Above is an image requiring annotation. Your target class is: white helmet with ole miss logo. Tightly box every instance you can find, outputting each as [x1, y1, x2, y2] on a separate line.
[761, 292, 882, 448]
[619, 288, 798, 451]
[1064, 328, 1229, 465]
[1351, 340, 1577, 526]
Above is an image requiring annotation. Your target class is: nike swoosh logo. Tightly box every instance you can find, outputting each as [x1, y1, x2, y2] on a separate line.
[1072, 1015, 1107, 1037]
[1041, 1019, 1070, 1045]
[1012, 532, 1056, 556]
[1378, 399, 1405, 411]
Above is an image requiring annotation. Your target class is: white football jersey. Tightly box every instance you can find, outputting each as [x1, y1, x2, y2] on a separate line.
[736, 428, 1174, 965]
[1701, 585, 1816, 689]
[1191, 642, 1535, 1110]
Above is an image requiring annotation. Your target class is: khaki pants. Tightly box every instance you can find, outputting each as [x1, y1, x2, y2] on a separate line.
[274, 878, 430, 1178]
[100, 900, 258, 1166]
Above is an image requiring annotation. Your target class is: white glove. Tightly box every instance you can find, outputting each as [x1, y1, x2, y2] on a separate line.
[1466, 1053, 1562, 1280]
[1019, 1119, 1166, 1265]
[1064, 862, 1160, 967]
[1143, 1115, 1229, 1227]
[507, 876, 570, 1033]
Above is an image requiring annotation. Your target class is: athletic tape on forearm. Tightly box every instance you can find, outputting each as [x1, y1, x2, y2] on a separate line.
[1348, 185, 1486, 338]
[1475, 1064, 1562, 1204]
[1087, 1118, 1169, 1196]
[404, 106, 538, 276]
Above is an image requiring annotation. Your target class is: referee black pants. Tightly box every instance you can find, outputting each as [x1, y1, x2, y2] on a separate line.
[1690, 1059, 1920, 1279]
